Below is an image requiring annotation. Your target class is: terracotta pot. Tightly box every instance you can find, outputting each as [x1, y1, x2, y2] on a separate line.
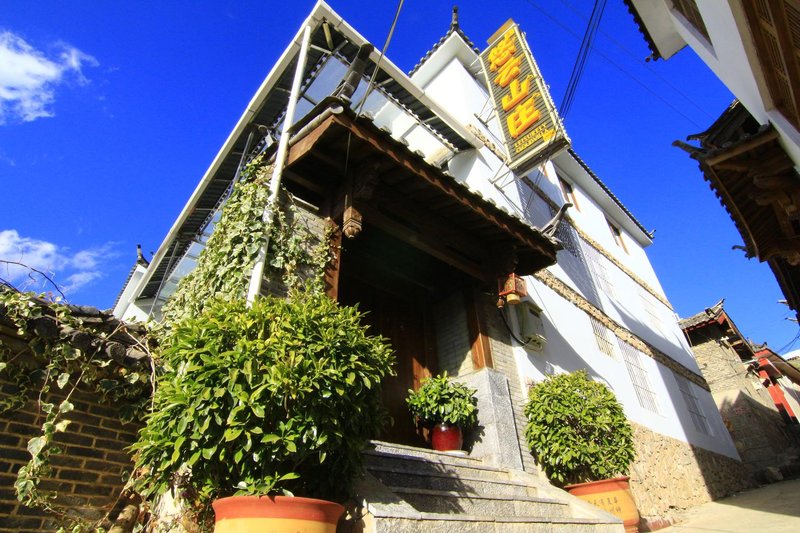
[566, 476, 639, 533]
[431, 422, 463, 451]
[212, 495, 344, 533]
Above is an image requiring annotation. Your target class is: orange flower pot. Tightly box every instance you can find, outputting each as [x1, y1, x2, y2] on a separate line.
[566, 476, 639, 533]
[213, 495, 344, 533]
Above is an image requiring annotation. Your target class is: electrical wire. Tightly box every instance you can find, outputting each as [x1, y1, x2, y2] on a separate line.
[559, 0, 607, 119]
[344, 0, 405, 186]
[523, 0, 705, 129]
[356, 0, 404, 117]
[557, 0, 714, 120]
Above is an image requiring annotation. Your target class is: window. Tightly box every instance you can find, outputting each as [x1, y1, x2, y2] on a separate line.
[671, 0, 710, 41]
[617, 339, 659, 413]
[639, 288, 663, 334]
[590, 316, 617, 358]
[558, 176, 579, 211]
[607, 219, 628, 253]
[677, 377, 712, 435]
[553, 205, 581, 257]
[583, 243, 615, 298]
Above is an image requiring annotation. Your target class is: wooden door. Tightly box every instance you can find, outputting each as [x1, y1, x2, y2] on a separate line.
[339, 275, 435, 446]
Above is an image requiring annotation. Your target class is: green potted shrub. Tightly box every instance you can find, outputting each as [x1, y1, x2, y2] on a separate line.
[523, 370, 639, 532]
[406, 372, 478, 452]
[130, 293, 395, 532]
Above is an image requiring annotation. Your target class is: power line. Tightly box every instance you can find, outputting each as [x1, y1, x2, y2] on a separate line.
[560, 0, 607, 119]
[558, 0, 714, 121]
[523, 0, 705, 129]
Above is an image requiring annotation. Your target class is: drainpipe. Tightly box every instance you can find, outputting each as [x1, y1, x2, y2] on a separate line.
[246, 24, 312, 305]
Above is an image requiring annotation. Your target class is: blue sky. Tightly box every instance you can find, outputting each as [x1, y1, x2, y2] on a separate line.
[2, 1, 798, 353]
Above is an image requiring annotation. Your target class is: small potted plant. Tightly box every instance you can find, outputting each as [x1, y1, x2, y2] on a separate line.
[130, 293, 395, 532]
[406, 372, 478, 452]
[524, 370, 639, 532]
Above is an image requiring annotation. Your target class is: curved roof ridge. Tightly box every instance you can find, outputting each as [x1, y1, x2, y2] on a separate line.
[408, 6, 480, 77]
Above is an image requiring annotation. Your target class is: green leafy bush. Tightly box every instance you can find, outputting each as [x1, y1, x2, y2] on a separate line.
[523, 370, 634, 486]
[406, 373, 478, 429]
[131, 293, 395, 510]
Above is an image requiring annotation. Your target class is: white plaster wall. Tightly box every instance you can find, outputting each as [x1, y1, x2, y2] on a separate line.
[514, 278, 739, 459]
[416, 40, 731, 456]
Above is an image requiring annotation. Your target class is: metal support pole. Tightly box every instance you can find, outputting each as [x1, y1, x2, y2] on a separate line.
[246, 24, 312, 305]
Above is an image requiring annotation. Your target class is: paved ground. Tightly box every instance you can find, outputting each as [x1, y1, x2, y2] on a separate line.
[659, 477, 800, 532]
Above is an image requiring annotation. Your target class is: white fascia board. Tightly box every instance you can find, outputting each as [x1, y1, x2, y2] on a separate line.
[131, 1, 479, 303]
[410, 33, 482, 89]
[630, 0, 687, 59]
[552, 151, 652, 247]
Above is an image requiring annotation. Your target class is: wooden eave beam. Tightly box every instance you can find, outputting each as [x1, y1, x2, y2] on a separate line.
[326, 113, 556, 261]
[770, 0, 800, 127]
[704, 164, 761, 258]
[357, 202, 486, 280]
[705, 130, 779, 167]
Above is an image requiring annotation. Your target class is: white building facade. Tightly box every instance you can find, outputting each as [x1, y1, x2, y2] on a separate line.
[116, 2, 751, 528]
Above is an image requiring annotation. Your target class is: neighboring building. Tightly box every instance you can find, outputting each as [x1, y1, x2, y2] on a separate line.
[625, 0, 800, 318]
[115, 2, 750, 529]
[680, 300, 800, 480]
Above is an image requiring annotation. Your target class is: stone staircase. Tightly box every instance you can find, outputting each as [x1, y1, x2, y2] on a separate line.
[348, 441, 623, 532]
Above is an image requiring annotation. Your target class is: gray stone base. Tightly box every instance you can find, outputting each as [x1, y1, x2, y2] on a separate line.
[459, 368, 524, 470]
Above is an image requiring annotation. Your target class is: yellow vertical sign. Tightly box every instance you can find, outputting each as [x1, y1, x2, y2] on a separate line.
[480, 20, 570, 173]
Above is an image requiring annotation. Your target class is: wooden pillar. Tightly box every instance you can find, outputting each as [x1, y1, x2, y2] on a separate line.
[465, 288, 493, 369]
[324, 219, 342, 300]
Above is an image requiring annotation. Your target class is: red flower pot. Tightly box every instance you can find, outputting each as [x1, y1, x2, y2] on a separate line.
[213, 495, 344, 533]
[431, 422, 463, 451]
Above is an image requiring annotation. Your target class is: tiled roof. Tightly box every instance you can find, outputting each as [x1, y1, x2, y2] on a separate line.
[622, 0, 662, 60]
[678, 298, 725, 330]
[408, 6, 480, 76]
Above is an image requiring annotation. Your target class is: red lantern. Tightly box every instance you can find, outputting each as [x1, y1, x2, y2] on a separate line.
[498, 273, 527, 306]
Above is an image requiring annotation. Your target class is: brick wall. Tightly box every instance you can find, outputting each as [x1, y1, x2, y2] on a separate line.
[433, 291, 472, 377]
[0, 379, 141, 532]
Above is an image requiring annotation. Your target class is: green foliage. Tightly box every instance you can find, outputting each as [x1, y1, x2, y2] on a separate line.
[160, 157, 272, 326]
[406, 372, 478, 429]
[161, 156, 332, 327]
[130, 293, 395, 511]
[523, 370, 635, 486]
[0, 289, 152, 530]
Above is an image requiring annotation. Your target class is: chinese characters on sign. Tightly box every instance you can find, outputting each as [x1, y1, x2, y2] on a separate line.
[479, 20, 570, 174]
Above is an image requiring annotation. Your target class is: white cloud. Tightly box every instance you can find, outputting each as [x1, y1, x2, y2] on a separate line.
[0, 31, 98, 124]
[0, 229, 116, 295]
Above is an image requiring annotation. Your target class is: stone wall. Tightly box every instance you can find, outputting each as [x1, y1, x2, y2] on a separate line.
[0, 380, 140, 532]
[690, 330, 800, 473]
[628, 422, 754, 530]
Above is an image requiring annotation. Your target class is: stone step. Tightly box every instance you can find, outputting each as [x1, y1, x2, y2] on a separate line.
[370, 510, 622, 533]
[366, 462, 533, 497]
[389, 486, 570, 517]
[365, 440, 492, 470]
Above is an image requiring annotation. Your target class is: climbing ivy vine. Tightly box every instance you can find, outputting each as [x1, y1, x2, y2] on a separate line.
[161, 155, 332, 326]
[0, 289, 153, 531]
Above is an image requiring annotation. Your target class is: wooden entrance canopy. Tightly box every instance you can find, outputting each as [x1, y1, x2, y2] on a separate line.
[282, 101, 560, 285]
